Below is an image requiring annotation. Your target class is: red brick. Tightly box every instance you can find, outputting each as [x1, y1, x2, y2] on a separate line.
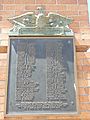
[72, 15, 89, 21]
[0, 0, 89, 119]
[77, 65, 83, 71]
[0, 112, 4, 120]
[0, 104, 4, 112]
[79, 95, 90, 102]
[79, 88, 85, 95]
[0, 34, 9, 40]
[25, 5, 36, 11]
[0, 5, 3, 10]
[37, 116, 48, 120]
[44, 11, 58, 15]
[15, 5, 25, 11]
[57, 0, 77, 4]
[15, 0, 35, 4]
[43, 5, 57, 11]
[1, 28, 9, 34]
[72, 27, 80, 33]
[21, 116, 39, 120]
[57, 5, 67, 11]
[79, 88, 90, 95]
[0, 60, 7, 67]
[0, 81, 5, 89]
[0, 74, 7, 80]
[4, 4, 15, 10]
[15, 11, 26, 16]
[80, 28, 90, 34]
[57, 11, 78, 17]
[80, 21, 89, 28]
[75, 33, 81, 41]
[79, 5, 88, 11]
[82, 66, 90, 71]
[83, 72, 90, 80]
[4, 5, 25, 11]
[76, 53, 85, 59]
[0, 54, 7, 60]
[76, 45, 89, 52]
[0, 89, 5, 96]
[0, 16, 2, 21]
[69, 22, 79, 28]
[79, 11, 88, 16]
[80, 103, 90, 110]
[0, 67, 7, 74]
[0, 47, 7, 53]
[83, 58, 90, 66]
[0, 97, 5, 104]
[76, 38, 90, 46]
[36, 0, 56, 4]
[2, 0, 15, 4]
[45, 5, 67, 11]
[0, 0, 3, 4]
[0, 21, 12, 28]
[56, 117, 80, 120]
[4, 5, 15, 10]
[0, 11, 15, 18]
[67, 5, 79, 11]
[76, 57, 83, 65]
[79, 80, 90, 87]
[77, 72, 83, 79]
[81, 34, 90, 40]
[78, 0, 87, 4]
[47, 116, 59, 119]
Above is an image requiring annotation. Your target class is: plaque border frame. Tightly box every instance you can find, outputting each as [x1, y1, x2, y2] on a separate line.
[5, 36, 79, 116]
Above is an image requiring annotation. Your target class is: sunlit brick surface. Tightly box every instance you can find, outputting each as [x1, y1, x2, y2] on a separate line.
[0, 0, 90, 119]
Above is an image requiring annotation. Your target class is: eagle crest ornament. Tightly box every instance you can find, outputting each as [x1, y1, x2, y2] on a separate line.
[8, 7, 73, 36]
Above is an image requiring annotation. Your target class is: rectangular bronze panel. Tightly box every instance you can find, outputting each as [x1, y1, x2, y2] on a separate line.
[6, 37, 77, 115]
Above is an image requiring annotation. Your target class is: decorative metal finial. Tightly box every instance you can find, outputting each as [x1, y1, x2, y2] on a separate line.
[8, 7, 73, 36]
[37, 6, 45, 14]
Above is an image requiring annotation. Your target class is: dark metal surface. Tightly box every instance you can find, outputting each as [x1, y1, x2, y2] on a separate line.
[7, 38, 77, 114]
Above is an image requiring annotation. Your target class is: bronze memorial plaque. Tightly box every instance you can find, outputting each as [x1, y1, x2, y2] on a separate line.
[6, 37, 77, 115]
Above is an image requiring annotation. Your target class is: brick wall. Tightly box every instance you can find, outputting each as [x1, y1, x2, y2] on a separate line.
[0, 0, 90, 120]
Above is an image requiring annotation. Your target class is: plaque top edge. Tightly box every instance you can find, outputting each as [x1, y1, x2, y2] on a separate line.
[9, 35, 74, 38]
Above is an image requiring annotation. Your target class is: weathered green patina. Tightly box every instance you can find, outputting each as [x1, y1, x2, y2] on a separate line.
[8, 7, 73, 36]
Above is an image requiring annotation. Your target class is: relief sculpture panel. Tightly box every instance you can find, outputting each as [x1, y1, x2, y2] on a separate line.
[6, 37, 77, 114]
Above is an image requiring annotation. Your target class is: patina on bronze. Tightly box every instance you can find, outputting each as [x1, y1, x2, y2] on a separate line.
[8, 7, 73, 36]
[6, 37, 77, 115]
